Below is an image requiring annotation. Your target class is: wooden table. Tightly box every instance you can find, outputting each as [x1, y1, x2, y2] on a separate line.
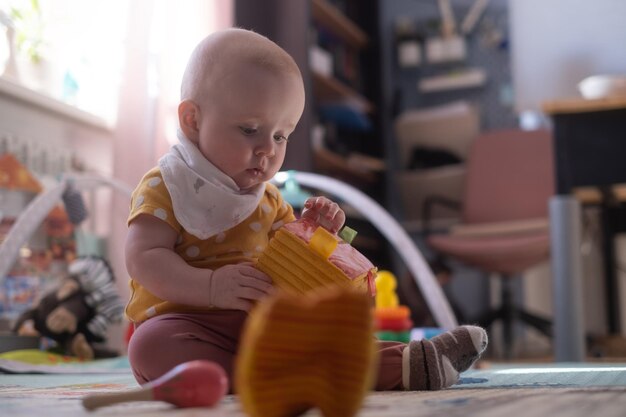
[543, 96, 626, 361]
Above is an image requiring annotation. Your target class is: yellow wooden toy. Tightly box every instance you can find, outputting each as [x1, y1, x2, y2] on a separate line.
[374, 270, 399, 309]
[257, 219, 376, 296]
[236, 288, 377, 417]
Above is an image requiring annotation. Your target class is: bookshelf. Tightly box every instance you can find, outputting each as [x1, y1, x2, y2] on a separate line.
[309, 0, 382, 186]
[311, 0, 368, 48]
[311, 72, 373, 113]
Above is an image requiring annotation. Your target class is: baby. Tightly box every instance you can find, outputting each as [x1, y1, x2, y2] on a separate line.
[125, 28, 487, 397]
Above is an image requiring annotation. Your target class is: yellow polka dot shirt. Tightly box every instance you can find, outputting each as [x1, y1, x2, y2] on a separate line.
[125, 167, 296, 323]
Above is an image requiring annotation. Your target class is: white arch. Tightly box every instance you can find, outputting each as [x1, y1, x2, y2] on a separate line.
[0, 174, 133, 282]
[280, 171, 458, 329]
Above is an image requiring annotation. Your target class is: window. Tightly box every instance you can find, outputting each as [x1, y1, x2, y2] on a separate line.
[0, 0, 128, 124]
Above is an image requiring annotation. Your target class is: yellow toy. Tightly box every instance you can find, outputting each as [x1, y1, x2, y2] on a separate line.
[236, 287, 377, 417]
[257, 218, 377, 296]
[374, 270, 399, 308]
[373, 271, 412, 343]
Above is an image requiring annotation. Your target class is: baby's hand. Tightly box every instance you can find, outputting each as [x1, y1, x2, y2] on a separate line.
[300, 196, 345, 234]
[207, 263, 274, 312]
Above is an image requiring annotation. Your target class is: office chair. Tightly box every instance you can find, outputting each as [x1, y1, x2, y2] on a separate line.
[426, 129, 554, 358]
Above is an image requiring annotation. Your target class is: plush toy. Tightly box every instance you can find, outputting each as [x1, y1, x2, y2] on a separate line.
[12, 256, 125, 360]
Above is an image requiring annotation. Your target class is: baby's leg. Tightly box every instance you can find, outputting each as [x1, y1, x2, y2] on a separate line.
[128, 310, 247, 391]
[375, 326, 488, 391]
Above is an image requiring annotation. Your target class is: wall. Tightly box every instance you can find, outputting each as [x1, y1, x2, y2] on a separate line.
[379, 0, 516, 144]
[0, 88, 115, 231]
[510, 0, 626, 112]
[0, 96, 113, 178]
[0, 90, 116, 261]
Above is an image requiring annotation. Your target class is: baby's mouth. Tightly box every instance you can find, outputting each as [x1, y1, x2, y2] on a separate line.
[248, 168, 264, 176]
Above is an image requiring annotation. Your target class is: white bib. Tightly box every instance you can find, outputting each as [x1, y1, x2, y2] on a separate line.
[158, 131, 264, 239]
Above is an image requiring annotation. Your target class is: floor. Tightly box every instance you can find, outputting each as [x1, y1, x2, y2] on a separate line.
[1, 361, 626, 417]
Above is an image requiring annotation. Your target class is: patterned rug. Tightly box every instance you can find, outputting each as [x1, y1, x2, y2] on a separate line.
[1, 358, 626, 417]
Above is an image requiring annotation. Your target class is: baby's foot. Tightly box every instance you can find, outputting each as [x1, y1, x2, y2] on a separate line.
[236, 288, 377, 417]
[402, 325, 487, 390]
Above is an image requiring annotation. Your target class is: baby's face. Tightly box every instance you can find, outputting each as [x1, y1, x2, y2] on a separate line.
[195, 66, 305, 191]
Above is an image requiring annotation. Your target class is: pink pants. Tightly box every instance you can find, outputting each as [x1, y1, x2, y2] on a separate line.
[128, 310, 405, 392]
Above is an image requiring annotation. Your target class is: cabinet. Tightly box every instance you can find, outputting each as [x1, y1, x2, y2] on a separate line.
[307, 0, 390, 268]
[308, 0, 385, 196]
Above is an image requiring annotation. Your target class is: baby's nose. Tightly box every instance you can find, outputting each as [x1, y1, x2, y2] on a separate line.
[254, 135, 276, 156]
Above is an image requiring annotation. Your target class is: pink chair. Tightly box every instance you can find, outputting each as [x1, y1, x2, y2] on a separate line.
[427, 129, 554, 358]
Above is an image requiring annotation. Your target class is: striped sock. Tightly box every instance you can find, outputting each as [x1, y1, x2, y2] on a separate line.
[236, 288, 377, 417]
[402, 325, 488, 390]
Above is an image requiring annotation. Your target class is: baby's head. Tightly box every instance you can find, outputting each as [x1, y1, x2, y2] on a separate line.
[178, 28, 306, 191]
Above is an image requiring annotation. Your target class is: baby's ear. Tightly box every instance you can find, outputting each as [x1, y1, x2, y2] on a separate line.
[178, 100, 200, 143]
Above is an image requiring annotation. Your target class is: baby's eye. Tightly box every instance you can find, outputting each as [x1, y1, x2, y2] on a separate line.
[274, 135, 289, 143]
[240, 126, 257, 135]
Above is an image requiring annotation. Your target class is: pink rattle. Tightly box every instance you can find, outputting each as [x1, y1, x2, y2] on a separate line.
[82, 360, 228, 410]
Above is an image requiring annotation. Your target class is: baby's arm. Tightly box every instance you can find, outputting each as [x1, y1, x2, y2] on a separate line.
[125, 214, 273, 312]
[300, 196, 346, 234]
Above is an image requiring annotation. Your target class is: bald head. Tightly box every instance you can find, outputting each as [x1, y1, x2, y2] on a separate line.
[180, 28, 303, 103]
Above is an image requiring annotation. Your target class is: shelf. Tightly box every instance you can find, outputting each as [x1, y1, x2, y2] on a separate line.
[311, 0, 369, 49]
[0, 76, 113, 131]
[418, 68, 487, 93]
[573, 184, 626, 204]
[312, 71, 374, 113]
[309, 1, 380, 190]
[542, 96, 626, 115]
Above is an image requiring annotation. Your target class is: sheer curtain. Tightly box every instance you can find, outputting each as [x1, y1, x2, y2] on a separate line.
[108, 0, 232, 348]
